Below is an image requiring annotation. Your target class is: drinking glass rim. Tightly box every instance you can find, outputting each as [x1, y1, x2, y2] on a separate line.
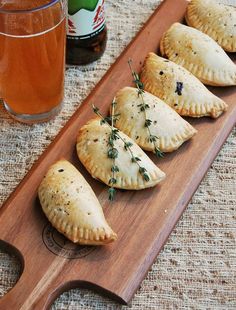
[0, 0, 62, 14]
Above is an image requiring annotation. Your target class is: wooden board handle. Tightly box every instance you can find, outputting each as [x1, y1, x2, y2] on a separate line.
[0, 236, 125, 309]
[0, 240, 66, 310]
[0, 240, 125, 310]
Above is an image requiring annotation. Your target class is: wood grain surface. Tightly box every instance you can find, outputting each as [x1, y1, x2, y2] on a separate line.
[0, 0, 235, 309]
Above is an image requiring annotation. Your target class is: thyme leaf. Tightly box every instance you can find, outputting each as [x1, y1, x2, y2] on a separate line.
[128, 58, 164, 159]
[93, 103, 151, 197]
[92, 101, 119, 201]
[108, 187, 116, 201]
[111, 165, 120, 173]
[109, 178, 117, 185]
[124, 141, 133, 151]
[145, 119, 152, 127]
[155, 147, 164, 158]
[108, 147, 118, 159]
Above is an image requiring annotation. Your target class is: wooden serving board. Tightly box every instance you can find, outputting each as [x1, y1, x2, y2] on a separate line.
[0, 0, 235, 309]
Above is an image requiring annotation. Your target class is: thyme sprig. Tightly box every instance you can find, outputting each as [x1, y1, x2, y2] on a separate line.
[92, 103, 150, 200]
[108, 99, 119, 201]
[128, 59, 164, 158]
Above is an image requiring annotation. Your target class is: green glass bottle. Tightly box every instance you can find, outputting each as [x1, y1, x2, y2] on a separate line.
[66, 0, 107, 65]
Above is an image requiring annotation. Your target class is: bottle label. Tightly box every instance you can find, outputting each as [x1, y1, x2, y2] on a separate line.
[67, 0, 105, 39]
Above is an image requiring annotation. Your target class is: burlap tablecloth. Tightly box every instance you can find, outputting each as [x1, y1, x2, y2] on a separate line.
[0, 0, 235, 309]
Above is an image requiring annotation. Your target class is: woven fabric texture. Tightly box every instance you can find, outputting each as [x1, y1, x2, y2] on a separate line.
[0, 0, 235, 309]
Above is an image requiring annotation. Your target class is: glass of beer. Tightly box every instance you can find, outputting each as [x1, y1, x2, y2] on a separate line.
[0, 0, 66, 123]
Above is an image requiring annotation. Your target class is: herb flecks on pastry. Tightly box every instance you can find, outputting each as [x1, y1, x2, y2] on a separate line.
[186, 0, 236, 52]
[140, 53, 228, 118]
[76, 118, 166, 191]
[38, 160, 117, 245]
[160, 22, 236, 86]
[114, 86, 197, 153]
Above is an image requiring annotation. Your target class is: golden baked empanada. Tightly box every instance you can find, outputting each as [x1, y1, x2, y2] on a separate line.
[140, 53, 228, 118]
[186, 0, 236, 52]
[76, 118, 166, 190]
[160, 23, 236, 86]
[113, 86, 197, 153]
[38, 160, 117, 245]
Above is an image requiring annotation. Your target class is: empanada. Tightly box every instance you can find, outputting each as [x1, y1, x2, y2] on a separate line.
[140, 53, 227, 118]
[38, 160, 117, 245]
[160, 23, 236, 86]
[186, 0, 236, 52]
[113, 86, 197, 153]
[76, 118, 166, 190]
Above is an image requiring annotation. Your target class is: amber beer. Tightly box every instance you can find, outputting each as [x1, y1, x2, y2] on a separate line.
[0, 0, 66, 123]
[66, 0, 107, 65]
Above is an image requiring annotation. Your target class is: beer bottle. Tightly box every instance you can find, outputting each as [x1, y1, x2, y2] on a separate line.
[66, 0, 107, 65]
